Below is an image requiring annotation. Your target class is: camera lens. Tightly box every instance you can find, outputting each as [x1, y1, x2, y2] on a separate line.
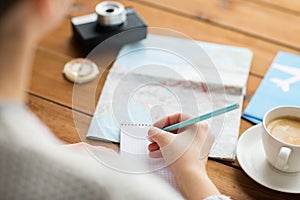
[96, 1, 127, 27]
[106, 8, 115, 13]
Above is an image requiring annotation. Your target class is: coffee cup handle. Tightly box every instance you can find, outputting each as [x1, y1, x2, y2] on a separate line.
[275, 147, 291, 170]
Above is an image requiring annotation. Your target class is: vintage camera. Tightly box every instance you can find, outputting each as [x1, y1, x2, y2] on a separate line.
[71, 1, 147, 54]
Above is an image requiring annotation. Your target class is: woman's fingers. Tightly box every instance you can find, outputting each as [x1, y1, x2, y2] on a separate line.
[148, 127, 175, 148]
[148, 142, 160, 151]
[149, 150, 163, 158]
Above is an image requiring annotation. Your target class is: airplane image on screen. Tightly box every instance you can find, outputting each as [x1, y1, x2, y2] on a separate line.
[270, 63, 300, 92]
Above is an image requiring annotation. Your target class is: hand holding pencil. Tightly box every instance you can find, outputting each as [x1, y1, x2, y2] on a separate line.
[147, 113, 219, 199]
[147, 104, 239, 199]
[148, 103, 239, 161]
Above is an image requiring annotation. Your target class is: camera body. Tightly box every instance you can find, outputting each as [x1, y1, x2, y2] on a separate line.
[71, 2, 147, 54]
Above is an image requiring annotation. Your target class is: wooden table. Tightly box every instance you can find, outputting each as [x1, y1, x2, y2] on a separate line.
[29, 0, 300, 199]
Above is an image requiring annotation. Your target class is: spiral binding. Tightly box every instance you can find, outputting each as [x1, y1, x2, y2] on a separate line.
[120, 123, 152, 127]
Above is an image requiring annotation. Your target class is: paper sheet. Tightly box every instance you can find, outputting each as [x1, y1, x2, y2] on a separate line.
[120, 124, 178, 189]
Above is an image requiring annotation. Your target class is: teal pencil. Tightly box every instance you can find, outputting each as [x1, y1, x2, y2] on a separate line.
[162, 103, 240, 132]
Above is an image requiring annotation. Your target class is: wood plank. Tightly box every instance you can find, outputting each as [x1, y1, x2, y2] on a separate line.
[38, 0, 300, 79]
[27, 94, 299, 200]
[30, 50, 73, 110]
[135, 0, 300, 50]
[68, 0, 100, 17]
[243, 75, 262, 110]
[207, 161, 300, 200]
[30, 49, 112, 115]
[253, 0, 300, 14]
[27, 94, 119, 151]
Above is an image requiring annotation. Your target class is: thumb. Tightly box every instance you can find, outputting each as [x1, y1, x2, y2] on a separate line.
[148, 127, 175, 148]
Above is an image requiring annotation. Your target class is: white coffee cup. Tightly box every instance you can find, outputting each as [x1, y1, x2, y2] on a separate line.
[262, 106, 300, 173]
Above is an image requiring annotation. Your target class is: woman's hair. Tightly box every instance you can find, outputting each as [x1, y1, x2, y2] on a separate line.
[0, 0, 20, 18]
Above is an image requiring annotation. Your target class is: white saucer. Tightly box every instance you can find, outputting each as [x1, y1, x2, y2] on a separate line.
[237, 124, 300, 193]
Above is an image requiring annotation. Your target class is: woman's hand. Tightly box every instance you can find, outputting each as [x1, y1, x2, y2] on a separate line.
[148, 113, 220, 200]
[148, 113, 212, 175]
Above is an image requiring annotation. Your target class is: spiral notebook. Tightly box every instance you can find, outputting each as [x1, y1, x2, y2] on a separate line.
[120, 123, 177, 190]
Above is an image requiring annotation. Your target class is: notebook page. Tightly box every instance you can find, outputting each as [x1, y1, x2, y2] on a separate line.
[120, 124, 177, 189]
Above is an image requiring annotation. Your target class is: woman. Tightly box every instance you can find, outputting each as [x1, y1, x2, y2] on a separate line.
[0, 0, 230, 199]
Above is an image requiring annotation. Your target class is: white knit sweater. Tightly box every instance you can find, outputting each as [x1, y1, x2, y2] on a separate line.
[0, 104, 230, 200]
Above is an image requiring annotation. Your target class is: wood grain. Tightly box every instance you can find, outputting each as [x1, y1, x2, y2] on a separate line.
[134, 0, 300, 50]
[27, 94, 119, 151]
[207, 161, 300, 200]
[39, 0, 300, 79]
[253, 0, 300, 13]
[30, 48, 112, 115]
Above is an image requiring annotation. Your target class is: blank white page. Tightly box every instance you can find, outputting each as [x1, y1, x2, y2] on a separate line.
[120, 124, 177, 189]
